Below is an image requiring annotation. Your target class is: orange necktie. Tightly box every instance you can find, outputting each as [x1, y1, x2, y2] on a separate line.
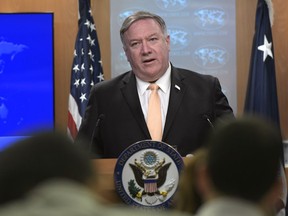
[147, 83, 162, 141]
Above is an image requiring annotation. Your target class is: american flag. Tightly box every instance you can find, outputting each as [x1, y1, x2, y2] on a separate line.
[67, 0, 104, 139]
[244, 0, 280, 128]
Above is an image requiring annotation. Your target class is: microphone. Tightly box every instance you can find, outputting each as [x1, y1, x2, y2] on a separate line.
[89, 114, 105, 157]
[203, 114, 214, 129]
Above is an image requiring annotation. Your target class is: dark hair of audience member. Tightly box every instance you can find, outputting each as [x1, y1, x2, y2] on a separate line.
[206, 117, 282, 202]
[0, 131, 95, 205]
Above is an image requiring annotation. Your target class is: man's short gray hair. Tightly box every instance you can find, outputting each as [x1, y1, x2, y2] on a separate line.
[120, 11, 168, 46]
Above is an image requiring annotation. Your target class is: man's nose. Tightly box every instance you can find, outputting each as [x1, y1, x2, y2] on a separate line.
[141, 41, 151, 54]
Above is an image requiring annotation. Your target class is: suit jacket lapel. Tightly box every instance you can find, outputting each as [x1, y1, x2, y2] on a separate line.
[163, 67, 186, 140]
[120, 72, 150, 138]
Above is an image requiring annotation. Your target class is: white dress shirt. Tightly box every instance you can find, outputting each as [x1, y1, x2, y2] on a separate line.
[136, 63, 171, 131]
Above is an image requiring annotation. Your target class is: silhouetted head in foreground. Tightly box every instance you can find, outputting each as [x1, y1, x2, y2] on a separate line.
[0, 131, 95, 205]
[206, 117, 282, 203]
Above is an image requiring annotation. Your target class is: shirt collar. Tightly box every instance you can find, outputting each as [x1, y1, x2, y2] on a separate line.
[136, 63, 171, 95]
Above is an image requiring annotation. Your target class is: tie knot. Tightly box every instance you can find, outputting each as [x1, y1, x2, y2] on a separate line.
[149, 83, 159, 91]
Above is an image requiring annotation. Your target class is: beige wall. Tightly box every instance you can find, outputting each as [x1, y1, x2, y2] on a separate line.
[1, 0, 287, 138]
[273, 0, 288, 139]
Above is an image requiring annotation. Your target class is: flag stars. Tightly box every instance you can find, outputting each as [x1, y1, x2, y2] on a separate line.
[81, 63, 85, 71]
[88, 50, 94, 61]
[81, 78, 86, 86]
[87, 35, 92, 43]
[90, 23, 96, 32]
[80, 93, 87, 103]
[89, 65, 93, 74]
[97, 73, 104, 82]
[74, 79, 80, 88]
[73, 64, 80, 73]
[90, 39, 95, 46]
[73, 49, 77, 57]
[84, 19, 90, 28]
[258, 35, 273, 62]
[86, 34, 95, 46]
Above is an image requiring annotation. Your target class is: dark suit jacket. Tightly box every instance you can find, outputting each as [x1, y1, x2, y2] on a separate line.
[75, 65, 234, 158]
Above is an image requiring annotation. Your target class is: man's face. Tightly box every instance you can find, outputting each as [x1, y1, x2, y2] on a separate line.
[123, 18, 170, 82]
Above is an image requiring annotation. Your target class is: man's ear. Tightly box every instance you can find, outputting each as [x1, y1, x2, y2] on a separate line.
[165, 35, 170, 51]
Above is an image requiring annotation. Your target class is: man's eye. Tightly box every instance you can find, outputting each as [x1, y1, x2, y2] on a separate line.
[131, 42, 139, 47]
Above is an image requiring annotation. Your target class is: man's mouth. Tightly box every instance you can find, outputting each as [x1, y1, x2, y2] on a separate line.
[143, 58, 155, 63]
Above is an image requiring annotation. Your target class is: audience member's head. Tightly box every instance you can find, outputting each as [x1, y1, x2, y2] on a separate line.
[0, 131, 95, 205]
[206, 117, 282, 204]
[176, 148, 208, 214]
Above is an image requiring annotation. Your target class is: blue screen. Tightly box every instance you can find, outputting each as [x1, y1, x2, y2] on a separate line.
[0, 13, 54, 149]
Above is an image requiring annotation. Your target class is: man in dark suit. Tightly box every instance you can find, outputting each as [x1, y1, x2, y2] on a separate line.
[75, 11, 234, 158]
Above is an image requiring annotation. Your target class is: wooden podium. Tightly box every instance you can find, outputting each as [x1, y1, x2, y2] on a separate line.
[93, 158, 288, 205]
[93, 158, 122, 203]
